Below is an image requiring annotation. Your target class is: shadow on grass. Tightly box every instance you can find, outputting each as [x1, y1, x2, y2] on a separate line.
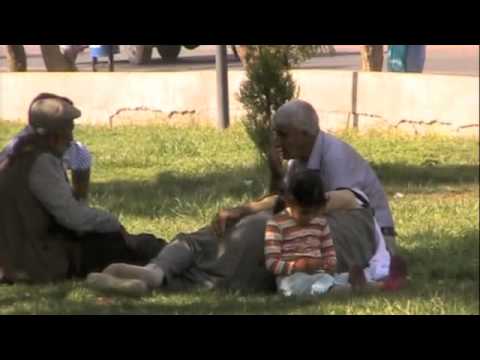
[91, 162, 478, 218]
[91, 163, 269, 218]
[373, 163, 478, 188]
[2, 279, 477, 314]
[0, 281, 385, 315]
[398, 229, 479, 282]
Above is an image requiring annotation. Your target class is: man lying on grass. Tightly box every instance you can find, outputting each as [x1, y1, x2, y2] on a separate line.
[86, 177, 406, 296]
[86, 99, 408, 296]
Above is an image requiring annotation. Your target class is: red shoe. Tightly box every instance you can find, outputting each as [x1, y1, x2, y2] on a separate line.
[381, 276, 408, 291]
[389, 255, 408, 278]
[381, 255, 408, 292]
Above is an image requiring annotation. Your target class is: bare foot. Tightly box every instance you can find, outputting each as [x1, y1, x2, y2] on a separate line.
[86, 272, 149, 296]
[103, 263, 164, 288]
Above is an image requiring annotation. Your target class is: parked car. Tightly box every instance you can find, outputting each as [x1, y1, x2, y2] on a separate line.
[122, 45, 244, 65]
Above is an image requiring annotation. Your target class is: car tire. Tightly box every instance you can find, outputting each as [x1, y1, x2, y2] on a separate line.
[157, 45, 182, 62]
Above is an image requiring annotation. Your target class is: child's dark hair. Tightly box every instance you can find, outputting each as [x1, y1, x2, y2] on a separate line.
[286, 169, 328, 209]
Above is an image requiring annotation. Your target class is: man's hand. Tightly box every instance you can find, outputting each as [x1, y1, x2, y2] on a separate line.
[211, 207, 248, 237]
[267, 144, 284, 178]
[325, 190, 359, 212]
[267, 144, 285, 193]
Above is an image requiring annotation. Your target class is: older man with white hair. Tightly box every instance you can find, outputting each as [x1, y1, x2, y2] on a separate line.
[217, 99, 396, 254]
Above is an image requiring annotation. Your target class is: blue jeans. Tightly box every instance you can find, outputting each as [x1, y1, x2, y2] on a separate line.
[406, 45, 426, 73]
[276, 272, 350, 296]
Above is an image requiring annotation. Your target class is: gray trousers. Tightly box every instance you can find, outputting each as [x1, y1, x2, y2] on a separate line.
[148, 208, 381, 292]
[150, 240, 193, 277]
[149, 236, 215, 290]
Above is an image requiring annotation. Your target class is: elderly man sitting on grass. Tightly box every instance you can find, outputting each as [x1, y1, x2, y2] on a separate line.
[0, 93, 165, 285]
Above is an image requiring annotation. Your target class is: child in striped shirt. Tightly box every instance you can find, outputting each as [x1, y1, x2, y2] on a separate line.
[265, 169, 353, 296]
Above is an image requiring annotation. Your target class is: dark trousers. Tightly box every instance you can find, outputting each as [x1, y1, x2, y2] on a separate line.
[0, 231, 166, 284]
[74, 232, 167, 278]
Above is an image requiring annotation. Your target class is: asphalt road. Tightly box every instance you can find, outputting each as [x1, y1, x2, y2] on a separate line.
[0, 45, 478, 76]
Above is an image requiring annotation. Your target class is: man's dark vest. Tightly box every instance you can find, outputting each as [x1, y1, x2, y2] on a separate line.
[0, 149, 80, 283]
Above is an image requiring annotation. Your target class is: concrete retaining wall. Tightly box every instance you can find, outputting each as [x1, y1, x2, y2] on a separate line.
[0, 70, 478, 136]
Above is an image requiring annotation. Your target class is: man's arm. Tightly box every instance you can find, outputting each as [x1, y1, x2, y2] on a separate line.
[213, 143, 286, 236]
[71, 168, 90, 201]
[64, 141, 92, 201]
[212, 193, 279, 236]
[243, 193, 278, 214]
[266, 143, 285, 193]
[325, 189, 360, 212]
[29, 153, 121, 233]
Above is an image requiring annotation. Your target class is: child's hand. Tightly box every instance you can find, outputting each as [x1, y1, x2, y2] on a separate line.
[305, 258, 324, 273]
[293, 258, 323, 274]
[293, 258, 308, 273]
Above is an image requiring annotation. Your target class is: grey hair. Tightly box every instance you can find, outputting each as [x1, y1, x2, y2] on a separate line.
[272, 100, 320, 136]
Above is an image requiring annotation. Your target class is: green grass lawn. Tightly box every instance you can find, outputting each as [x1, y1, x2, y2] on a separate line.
[0, 121, 478, 314]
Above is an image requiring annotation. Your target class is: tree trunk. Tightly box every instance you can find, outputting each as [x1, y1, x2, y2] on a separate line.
[361, 45, 383, 71]
[40, 45, 77, 71]
[236, 45, 249, 66]
[5, 45, 27, 71]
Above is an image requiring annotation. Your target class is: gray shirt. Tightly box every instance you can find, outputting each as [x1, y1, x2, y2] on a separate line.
[29, 152, 120, 233]
[288, 131, 394, 229]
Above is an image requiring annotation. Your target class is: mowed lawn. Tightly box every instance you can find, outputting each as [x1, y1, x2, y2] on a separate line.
[0, 121, 478, 315]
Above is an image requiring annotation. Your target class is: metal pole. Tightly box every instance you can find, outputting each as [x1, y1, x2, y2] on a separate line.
[216, 45, 229, 129]
[109, 45, 115, 72]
